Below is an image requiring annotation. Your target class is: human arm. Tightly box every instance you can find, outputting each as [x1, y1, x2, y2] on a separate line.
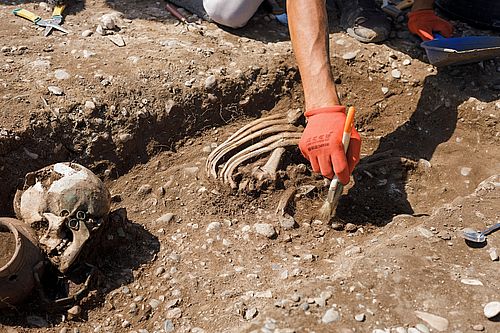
[287, 0, 361, 185]
[408, 0, 453, 40]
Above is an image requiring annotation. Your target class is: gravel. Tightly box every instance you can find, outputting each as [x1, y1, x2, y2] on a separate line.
[48, 86, 64, 95]
[321, 308, 340, 323]
[483, 301, 500, 318]
[254, 223, 277, 238]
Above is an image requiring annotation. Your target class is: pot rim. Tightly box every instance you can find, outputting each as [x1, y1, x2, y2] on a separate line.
[0, 219, 21, 273]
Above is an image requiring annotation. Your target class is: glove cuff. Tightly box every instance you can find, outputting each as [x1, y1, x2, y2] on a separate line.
[408, 9, 434, 19]
[304, 106, 345, 118]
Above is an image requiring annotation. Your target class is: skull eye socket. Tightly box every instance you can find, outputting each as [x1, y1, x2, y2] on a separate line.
[67, 219, 80, 231]
[76, 211, 86, 220]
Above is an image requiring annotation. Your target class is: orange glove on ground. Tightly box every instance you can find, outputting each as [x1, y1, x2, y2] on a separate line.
[408, 9, 453, 41]
[298, 106, 361, 185]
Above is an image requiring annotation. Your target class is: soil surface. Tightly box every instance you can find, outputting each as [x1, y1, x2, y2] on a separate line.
[0, 231, 16, 268]
[1, 1, 500, 333]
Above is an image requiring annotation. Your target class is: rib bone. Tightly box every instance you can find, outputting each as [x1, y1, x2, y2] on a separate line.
[222, 132, 302, 188]
[206, 109, 302, 179]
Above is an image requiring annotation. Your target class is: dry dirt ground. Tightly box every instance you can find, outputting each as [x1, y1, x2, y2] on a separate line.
[1, 0, 500, 333]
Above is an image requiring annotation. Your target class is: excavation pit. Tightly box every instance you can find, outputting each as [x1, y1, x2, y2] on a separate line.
[0, 1, 499, 331]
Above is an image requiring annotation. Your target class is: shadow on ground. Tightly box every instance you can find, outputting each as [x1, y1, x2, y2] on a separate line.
[336, 62, 499, 225]
[0, 208, 160, 328]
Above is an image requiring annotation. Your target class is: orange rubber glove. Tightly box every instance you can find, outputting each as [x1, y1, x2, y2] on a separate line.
[298, 106, 361, 185]
[407, 9, 453, 41]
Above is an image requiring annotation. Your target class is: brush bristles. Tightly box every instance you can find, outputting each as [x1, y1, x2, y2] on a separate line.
[319, 200, 333, 221]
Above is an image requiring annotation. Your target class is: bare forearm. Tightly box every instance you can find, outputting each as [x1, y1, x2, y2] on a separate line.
[287, 0, 340, 110]
[412, 0, 434, 11]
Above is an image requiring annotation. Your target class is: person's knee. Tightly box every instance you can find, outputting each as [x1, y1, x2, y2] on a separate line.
[203, 0, 262, 28]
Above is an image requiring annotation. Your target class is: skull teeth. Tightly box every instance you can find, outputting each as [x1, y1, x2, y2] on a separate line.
[55, 238, 70, 253]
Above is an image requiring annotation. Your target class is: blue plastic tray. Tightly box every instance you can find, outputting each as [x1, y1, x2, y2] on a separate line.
[421, 35, 500, 67]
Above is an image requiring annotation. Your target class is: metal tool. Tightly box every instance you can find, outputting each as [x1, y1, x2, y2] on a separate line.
[382, 0, 403, 19]
[421, 34, 500, 67]
[13, 8, 69, 35]
[165, 1, 201, 31]
[319, 106, 356, 221]
[463, 223, 500, 243]
[382, 0, 414, 20]
[44, 4, 66, 37]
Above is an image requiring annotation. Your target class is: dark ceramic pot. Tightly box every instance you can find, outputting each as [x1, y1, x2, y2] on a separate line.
[0, 217, 43, 309]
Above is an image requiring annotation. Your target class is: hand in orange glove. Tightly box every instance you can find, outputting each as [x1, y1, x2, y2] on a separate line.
[298, 106, 361, 185]
[408, 9, 453, 41]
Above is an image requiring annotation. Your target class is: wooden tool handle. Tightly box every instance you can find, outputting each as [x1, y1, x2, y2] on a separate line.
[396, 0, 414, 10]
[13, 8, 41, 23]
[165, 3, 188, 23]
[341, 106, 356, 153]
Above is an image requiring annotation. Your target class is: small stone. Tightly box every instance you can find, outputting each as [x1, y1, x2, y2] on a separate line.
[48, 86, 63, 95]
[418, 159, 432, 169]
[344, 245, 362, 256]
[183, 166, 199, 175]
[67, 305, 81, 318]
[354, 313, 365, 322]
[488, 247, 499, 261]
[100, 14, 116, 29]
[202, 145, 212, 153]
[301, 302, 309, 311]
[85, 101, 96, 110]
[164, 320, 175, 333]
[156, 213, 175, 224]
[254, 290, 273, 298]
[381, 87, 389, 95]
[403, 59, 411, 65]
[460, 167, 472, 176]
[83, 50, 96, 58]
[137, 184, 152, 195]
[81, 29, 93, 37]
[345, 223, 357, 233]
[206, 221, 222, 232]
[108, 34, 126, 47]
[96, 24, 105, 35]
[254, 223, 277, 238]
[414, 311, 449, 331]
[204, 75, 217, 90]
[117, 133, 132, 143]
[121, 321, 131, 328]
[54, 69, 70, 80]
[408, 328, 420, 333]
[166, 307, 182, 319]
[415, 323, 430, 333]
[342, 51, 357, 60]
[322, 308, 340, 323]
[149, 299, 161, 310]
[391, 69, 402, 79]
[472, 324, 485, 331]
[395, 327, 407, 333]
[245, 307, 258, 320]
[484, 301, 500, 318]
[291, 294, 301, 302]
[460, 278, 483, 286]
[279, 215, 297, 230]
[154, 266, 165, 276]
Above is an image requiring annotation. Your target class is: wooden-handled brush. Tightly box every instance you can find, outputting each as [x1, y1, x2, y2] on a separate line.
[319, 106, 356, 221]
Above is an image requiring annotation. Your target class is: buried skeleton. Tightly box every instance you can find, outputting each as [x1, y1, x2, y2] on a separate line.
[0, 162, 112, 310]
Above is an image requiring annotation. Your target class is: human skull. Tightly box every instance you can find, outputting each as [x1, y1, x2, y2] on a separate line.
[14, 162, 111, 273]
